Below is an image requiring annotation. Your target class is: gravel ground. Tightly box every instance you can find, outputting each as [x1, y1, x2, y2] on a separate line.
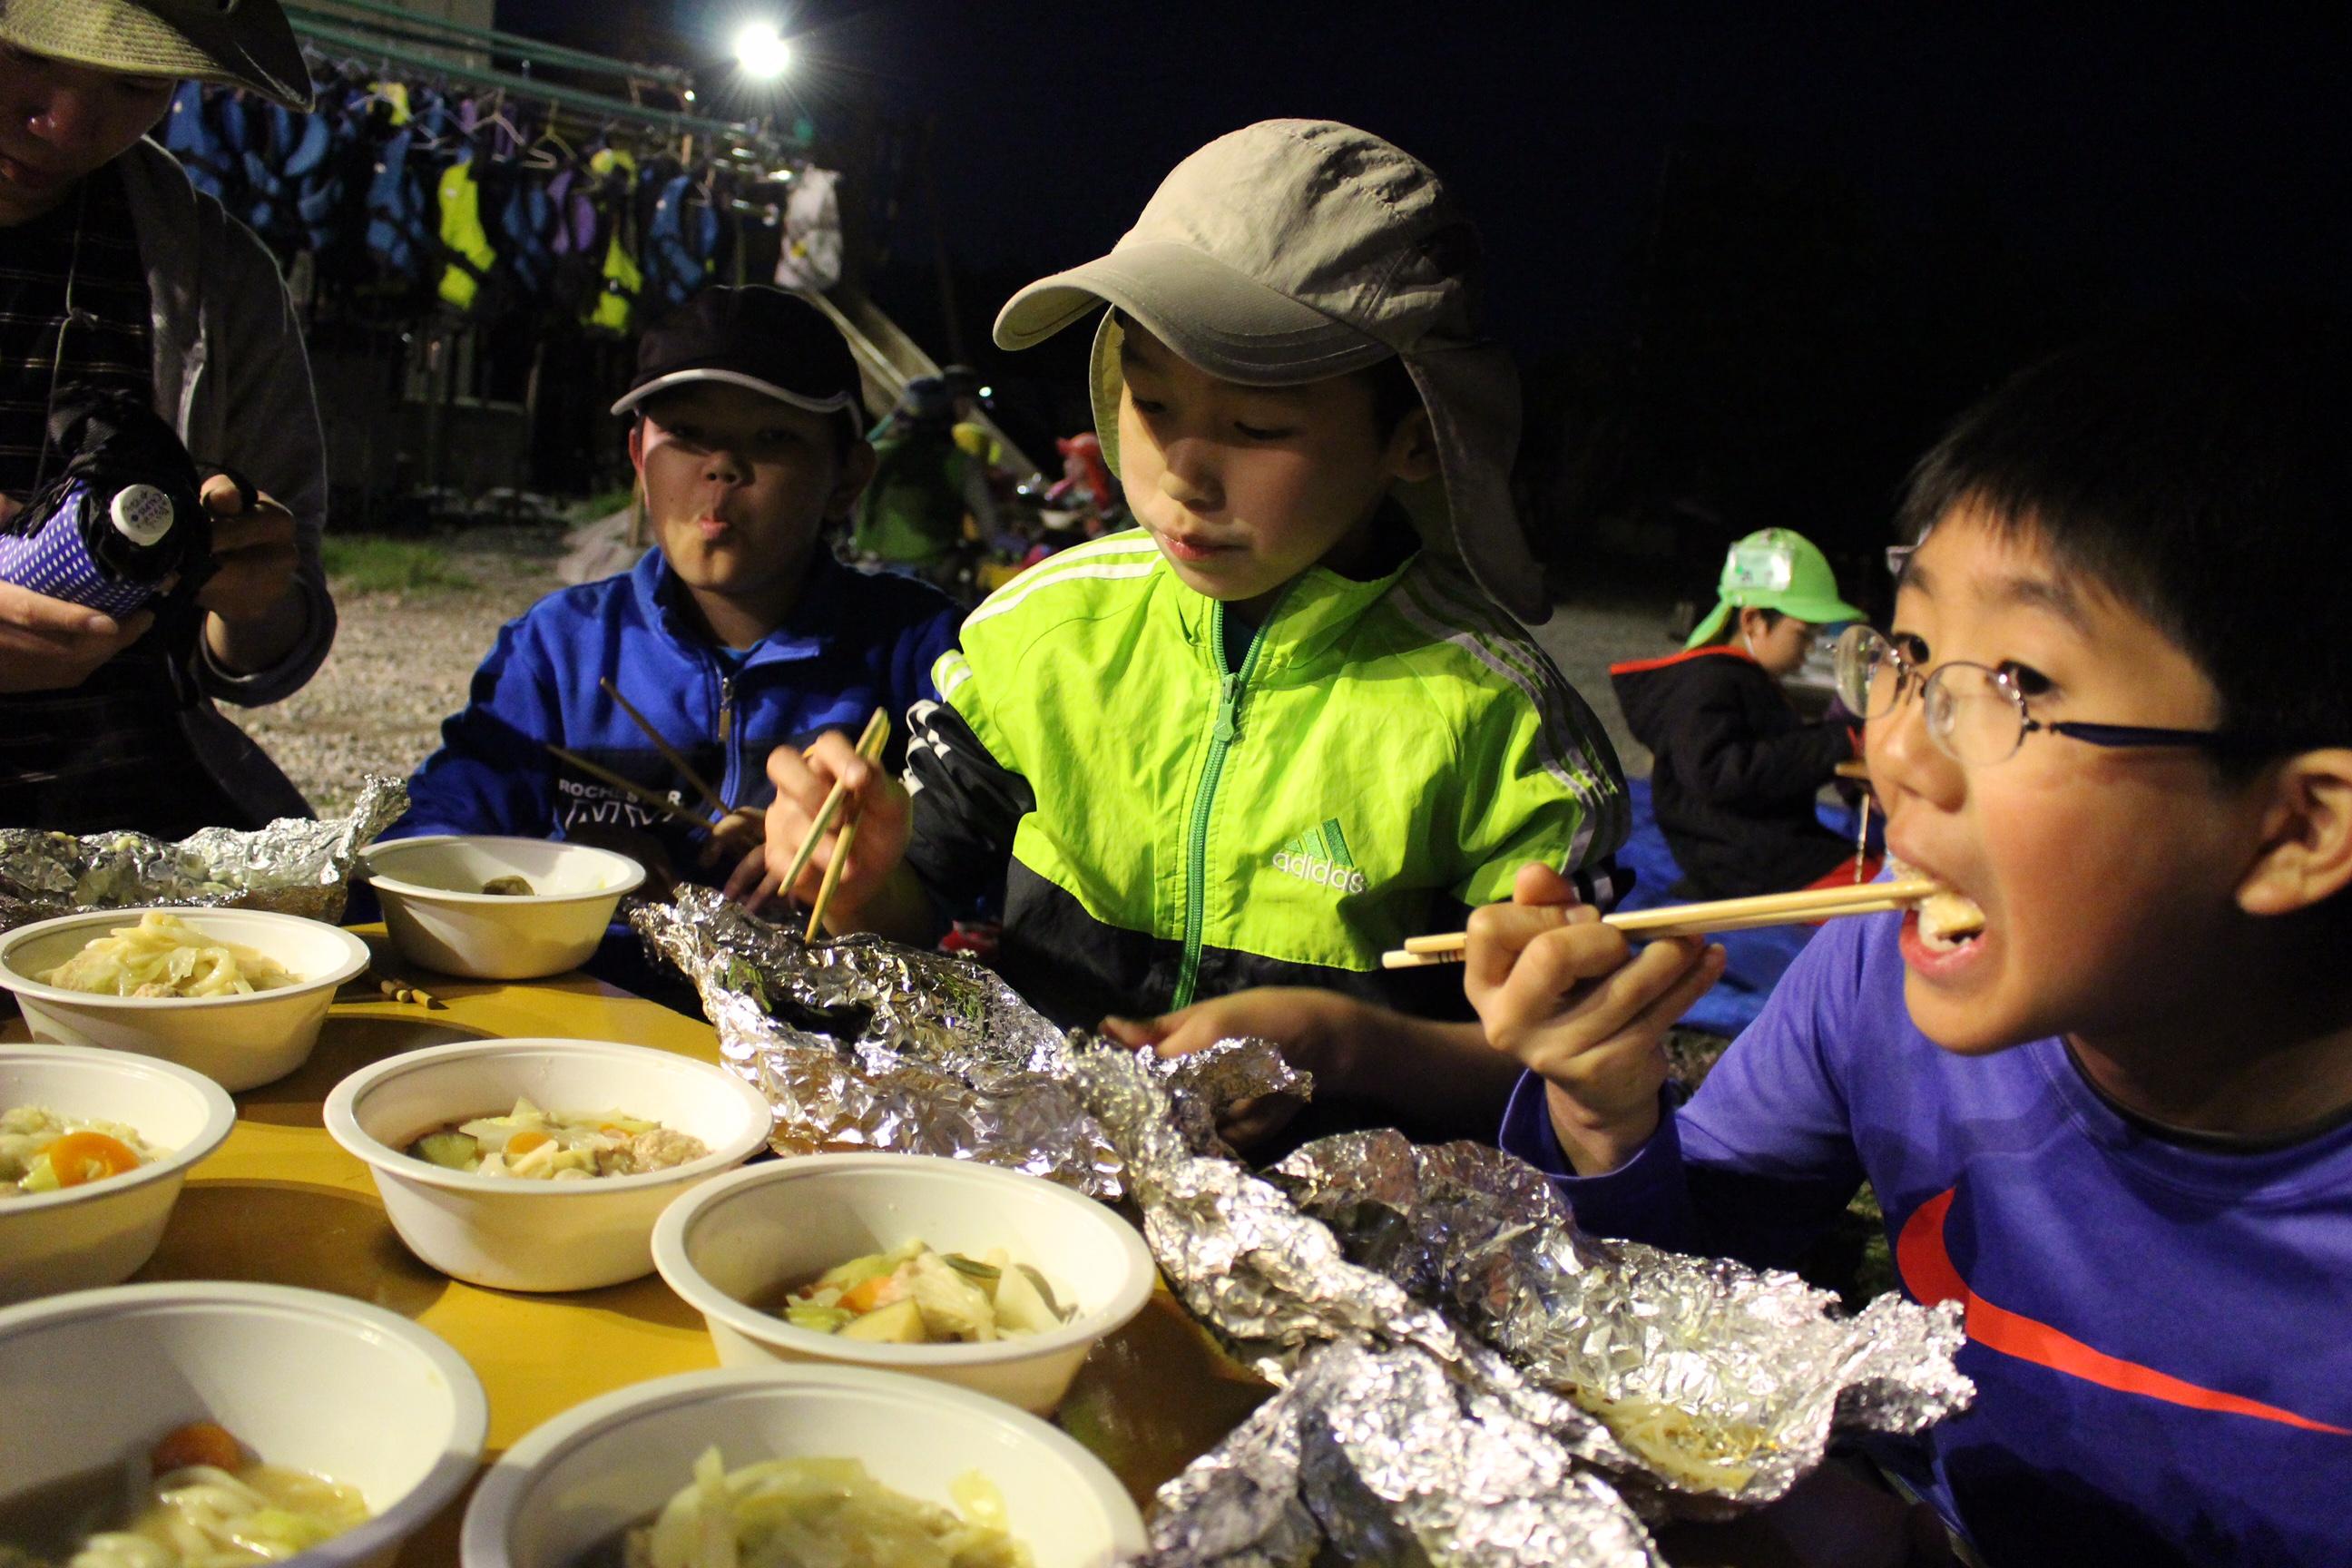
[228, 524, 571, 815]
[236, 527, 1675, 817]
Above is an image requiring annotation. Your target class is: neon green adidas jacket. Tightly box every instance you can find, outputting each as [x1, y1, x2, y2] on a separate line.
[904, 529, 1628, 1030]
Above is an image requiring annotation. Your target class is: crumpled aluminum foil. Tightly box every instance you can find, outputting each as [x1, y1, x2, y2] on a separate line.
[1269, 1132, 1975, 1514]
[1148, 1341, 1664, 1568]
[629, 887, 1306, 1198]
[1067, 1050, 1974, 1563]
[0, 775, 407, 936]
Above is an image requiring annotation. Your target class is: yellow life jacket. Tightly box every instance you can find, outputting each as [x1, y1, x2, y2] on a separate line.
[436, 158, 497, 311]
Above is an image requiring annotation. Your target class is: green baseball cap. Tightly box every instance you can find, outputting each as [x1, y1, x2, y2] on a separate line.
[1685, 528, 1863, 650]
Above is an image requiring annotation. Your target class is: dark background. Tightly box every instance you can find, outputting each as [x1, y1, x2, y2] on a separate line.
[495, 1, 2352, 603]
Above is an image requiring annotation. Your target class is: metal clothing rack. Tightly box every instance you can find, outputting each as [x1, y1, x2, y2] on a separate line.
[285, 0, 693, 89]
[282, 11, 793, 162]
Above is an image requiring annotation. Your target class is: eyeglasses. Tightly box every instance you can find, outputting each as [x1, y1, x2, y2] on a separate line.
[1832, 624, 2245, 766]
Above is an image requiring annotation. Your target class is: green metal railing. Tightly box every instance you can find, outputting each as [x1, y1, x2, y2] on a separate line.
[285, 0, 691, 88]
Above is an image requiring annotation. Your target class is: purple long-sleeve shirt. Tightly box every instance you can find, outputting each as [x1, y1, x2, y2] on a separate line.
[1500, 912, 2352, 1567]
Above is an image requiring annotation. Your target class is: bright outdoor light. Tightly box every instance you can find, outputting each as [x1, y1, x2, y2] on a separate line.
[733, 22, 790, 78]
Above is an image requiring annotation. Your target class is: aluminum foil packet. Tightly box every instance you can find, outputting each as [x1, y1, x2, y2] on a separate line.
[1147, 1340, 1665, 1568]
[629, 887, 1306, 1199]
[1070, 1049, 1972, 1557]
[0, 775, 407, 936]
[1268, 1132, 1975, 1514]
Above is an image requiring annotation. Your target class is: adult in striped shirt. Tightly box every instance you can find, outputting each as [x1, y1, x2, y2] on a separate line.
[0, 0, 333, 838]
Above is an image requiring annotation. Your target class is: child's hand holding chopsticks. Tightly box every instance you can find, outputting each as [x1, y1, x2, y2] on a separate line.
[1465, 862, 1728, 1178]
[728, 710, 906, 931]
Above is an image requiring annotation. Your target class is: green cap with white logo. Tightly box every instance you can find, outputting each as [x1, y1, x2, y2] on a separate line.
[1685, 528, 1863, 650]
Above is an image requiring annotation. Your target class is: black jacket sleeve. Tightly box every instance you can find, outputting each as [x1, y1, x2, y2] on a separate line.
[902, 695, 1034, 921]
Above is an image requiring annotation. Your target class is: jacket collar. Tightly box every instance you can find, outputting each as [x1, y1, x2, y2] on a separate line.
[1607, 644, 1757, 679]
[1170, 547, 1420, 679]
[632, 544, 848, 666]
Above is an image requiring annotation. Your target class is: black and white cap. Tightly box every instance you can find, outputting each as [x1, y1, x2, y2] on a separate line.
[611, 287, 866, 423]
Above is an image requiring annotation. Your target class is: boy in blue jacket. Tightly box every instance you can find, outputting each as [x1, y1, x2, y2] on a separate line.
[1465, 320, 2352, 1567]
[390, 287, 958, 902]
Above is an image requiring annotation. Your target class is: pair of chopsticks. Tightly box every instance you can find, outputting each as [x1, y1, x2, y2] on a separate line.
[1380, 878, 1941, 969]
[542, 679, 739, 829]
[766, 708, 892, 941]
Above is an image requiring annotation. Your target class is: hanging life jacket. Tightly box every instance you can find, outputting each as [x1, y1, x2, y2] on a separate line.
[642, 172, 718, 310]
[584, 147, 642, 335]
[436, 152, 500, 312]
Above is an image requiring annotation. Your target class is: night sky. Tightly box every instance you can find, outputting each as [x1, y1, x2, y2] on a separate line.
[495, 1, 2352, 561]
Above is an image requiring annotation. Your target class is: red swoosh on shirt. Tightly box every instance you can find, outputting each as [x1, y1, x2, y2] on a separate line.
[1896, 1186, 2349, 1436]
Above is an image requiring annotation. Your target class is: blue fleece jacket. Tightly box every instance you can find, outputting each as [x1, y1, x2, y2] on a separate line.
[1501, 913, 2352, 1568]
[389, 548, 957, 887]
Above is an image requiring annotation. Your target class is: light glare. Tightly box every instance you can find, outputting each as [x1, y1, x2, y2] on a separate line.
[733, 22, 790, 78]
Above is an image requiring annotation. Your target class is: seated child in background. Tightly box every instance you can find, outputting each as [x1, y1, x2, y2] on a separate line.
[1466, 319, 2352, 1568]
[388, 286, 958, 908]
[763, 120, 1629, 1142]
[1610, 528, 1870, 899]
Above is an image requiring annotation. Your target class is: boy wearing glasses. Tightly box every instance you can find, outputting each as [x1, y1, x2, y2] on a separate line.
[1465, 322, 2352, 1566]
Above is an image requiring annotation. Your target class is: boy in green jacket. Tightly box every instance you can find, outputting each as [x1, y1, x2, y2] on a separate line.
[758, 121, 1628, 1138]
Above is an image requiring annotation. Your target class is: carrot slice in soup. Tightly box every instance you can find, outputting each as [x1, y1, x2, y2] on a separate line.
[40, 1131, 141, 1187]
[152, 1420, 246, 1474]
[506, 1130, 553, 1157]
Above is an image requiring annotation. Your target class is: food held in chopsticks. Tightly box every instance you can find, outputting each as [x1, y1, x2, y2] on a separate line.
[0, 1419, 368, 1566]
[778, 1240, 1074, 1344]
[37, 911, 299, 997]
[0, 1106, 162, 1198]
[595, 1446, 1033, 1568]
[1891, 860, 1988, 951]
[1382, 876, 1946, 968]
[404, 1096, 709, 1180]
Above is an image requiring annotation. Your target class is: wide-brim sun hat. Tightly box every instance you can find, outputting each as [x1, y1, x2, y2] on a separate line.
[993, 118, 1549, 623]
[1684, 527, 1866, 649]
[0, 0, 314, 112]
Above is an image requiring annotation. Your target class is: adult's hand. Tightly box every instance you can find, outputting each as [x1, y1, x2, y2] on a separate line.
[194, 475, 305, 675]
[0, 578, 152, 692]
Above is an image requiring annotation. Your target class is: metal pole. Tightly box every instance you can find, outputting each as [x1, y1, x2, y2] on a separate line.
[284, 0, 693, 88]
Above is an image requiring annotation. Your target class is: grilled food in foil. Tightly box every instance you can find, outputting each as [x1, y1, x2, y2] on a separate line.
[629, 887, 1307, 1199]
[1150, 1341, 1665, 1568]
[0, 776, 407, 936]
[1066, 1050, 1973, 1561]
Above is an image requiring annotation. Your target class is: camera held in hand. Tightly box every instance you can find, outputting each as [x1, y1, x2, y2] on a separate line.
[0, 386, 212, 617]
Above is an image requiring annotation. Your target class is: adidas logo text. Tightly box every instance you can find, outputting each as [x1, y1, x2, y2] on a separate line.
[1271, 851, 1368, 894]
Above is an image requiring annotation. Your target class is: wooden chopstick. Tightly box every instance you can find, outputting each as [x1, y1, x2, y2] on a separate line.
[801, 710, 893, 941]
[1381, 878, 1942, 969]
[600, 677, 731, 817]
[544, 744, 712, 829]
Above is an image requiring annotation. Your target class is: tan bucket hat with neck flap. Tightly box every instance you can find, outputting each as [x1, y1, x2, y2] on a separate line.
[994, 118, 1548, 623]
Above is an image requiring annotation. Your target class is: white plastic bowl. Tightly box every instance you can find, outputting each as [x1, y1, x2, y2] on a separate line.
[0, 1281, 487, 1568]
[323, 1037, 775, 1292]
[0, 1045, 238, 1305]
[361, 835, 648, 980]
[461, 1365, 1145, 1568]
[652, 1153, 1156, 1415]
[0, 906, 371, 1092]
